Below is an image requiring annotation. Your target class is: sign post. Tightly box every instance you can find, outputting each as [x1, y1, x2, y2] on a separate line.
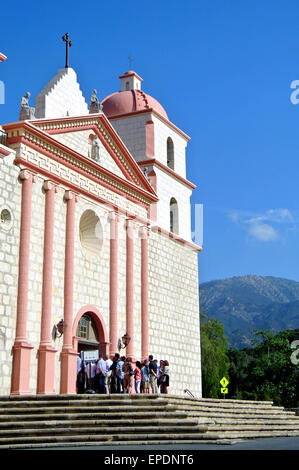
[220, 376, 229, 398]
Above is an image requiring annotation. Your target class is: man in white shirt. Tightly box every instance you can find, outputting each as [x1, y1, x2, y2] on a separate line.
[105, 355, 113, 394]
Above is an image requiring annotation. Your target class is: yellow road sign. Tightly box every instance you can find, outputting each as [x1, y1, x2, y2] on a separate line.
[220, 377, 229, 388]
[221, 387, 228, 394]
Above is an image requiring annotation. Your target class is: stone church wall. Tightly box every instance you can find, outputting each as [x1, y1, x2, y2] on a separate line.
[148, 230, 201, 396]
[0, 152, 21, 394]
[154, 166, 192, 242]
[152, 115, 188, 179]
[0, 154, 201, 397]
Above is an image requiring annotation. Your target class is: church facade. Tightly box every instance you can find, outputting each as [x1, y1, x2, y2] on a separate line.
[0, 56, 202, 396]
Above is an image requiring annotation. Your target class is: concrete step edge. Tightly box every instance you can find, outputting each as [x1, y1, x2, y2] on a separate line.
[0, 432, 226, 445]
[0, 394, 274, 405]
[0, 424, 209, 438]
[0, 412, 189, 422]
[0, 438, 242, 449]
[0, 417, 203, 428]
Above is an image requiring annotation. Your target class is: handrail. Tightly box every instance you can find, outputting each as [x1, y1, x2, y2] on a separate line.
[184, 388, 196, 398]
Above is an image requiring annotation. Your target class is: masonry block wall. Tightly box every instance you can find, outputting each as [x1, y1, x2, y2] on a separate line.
[0, 151, 21, 393]
[0, 149, 201, 396]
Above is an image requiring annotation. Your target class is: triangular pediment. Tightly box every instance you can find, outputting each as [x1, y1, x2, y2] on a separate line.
[29, 113, 156, 196]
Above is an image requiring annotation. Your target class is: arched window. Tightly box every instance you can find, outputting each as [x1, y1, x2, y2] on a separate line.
[170, 197, 179, 234]
[76, 314, 99, 348]
[167, 137, 174, 170]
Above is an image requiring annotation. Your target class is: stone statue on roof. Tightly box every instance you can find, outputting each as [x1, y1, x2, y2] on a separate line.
[89, 89, 103, 114]
[19, 92, 35, 120]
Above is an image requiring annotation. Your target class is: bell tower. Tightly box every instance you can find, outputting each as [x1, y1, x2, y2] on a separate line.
[119, 71, 143, 91]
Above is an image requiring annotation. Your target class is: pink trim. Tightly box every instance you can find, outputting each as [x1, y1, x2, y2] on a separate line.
[0, 146, 10, 156]
[0, 53, 7, 62]
[11, 171, 34, 395]
[40, 182, 56, 345]
[138, 159, 196, 190]
[72, 305, 109, 347]
[37, 181, 57, 394]
[126, 219, 135, 359]
[145, 119, 155, 158]
[63, 191, 76, 349]
[25, 114, 156, 196]
[14, 148, 150, 217]
[140, 227, 149, 361]
[109, 212, 119, 357]
[119, 71, 143, 82]
[15, 171, 33, 341]
[14, 157, 150, 225]
[7, 129, 158, 204]
[60, 191, 77, 394]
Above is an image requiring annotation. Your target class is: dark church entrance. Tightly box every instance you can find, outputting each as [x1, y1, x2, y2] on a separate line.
[76, 313, 100, 393]
[76, 313, 100, 356]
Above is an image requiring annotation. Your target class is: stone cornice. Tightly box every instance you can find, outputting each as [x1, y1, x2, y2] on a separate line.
[28, 113, 156, 195]
[3, 121, 158, 207]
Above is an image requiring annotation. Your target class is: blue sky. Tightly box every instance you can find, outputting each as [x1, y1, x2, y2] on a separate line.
[1, 0, 299, 284]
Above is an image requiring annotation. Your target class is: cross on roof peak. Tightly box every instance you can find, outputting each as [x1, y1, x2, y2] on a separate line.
[62, 33, 72, 68]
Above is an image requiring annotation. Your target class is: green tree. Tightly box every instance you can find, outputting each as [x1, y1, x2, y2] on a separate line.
[200, 311, 230, 398]
[227, 329, 299, 407]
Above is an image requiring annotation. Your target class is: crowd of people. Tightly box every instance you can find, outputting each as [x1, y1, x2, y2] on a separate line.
[76, 353, 170, 395]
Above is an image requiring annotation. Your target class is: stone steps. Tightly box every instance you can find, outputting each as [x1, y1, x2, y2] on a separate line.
[0, 411, 187, 423]
[0, 394, 298, 448]
[0, 424, 208, 438]
[0, 417, 201, 430]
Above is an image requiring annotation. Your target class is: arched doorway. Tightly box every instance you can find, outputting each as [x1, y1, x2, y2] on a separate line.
[73, 306, 109, 358]
[76, 314, 100, 355]
[72, 307, 109, 393]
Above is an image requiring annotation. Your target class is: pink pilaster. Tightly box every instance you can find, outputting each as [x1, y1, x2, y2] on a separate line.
[126, 219, 135, 359]
[140, 226, 149, 361]
[11, 170, 34, 395]
[37, 181, 57, 394]
[60, 190, 78, 394]
[109, 211, 118, 358]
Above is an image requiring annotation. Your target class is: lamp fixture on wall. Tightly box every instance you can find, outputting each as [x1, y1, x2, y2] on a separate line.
[52, 319, 67, 341]
[118, 332, 131, 351]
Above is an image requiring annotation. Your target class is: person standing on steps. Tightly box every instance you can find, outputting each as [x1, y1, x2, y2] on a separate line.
[116, 356, 125, 393]
[141, 359, 150, 394]
[134, 361, 142, 394]
[110, 353, 120, 394]
[148, 354, 158, 394]
[105, 355, 113, 394]
[160, 360, 170, 394]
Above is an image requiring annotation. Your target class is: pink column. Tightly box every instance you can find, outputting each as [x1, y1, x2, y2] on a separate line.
[109, 211, 118, 358]
[140, 226, 149, 361]
[37, 181, 57, 394]
[126, 218, 135, 359]
[60, 190, 78, 394]
[11, 170, 34, 395]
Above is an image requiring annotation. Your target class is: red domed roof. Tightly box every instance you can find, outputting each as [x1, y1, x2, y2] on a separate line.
[101, 89, 168, 120]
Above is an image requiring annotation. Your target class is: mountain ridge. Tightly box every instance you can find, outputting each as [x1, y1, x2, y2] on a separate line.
[199, 275, 299, 349]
